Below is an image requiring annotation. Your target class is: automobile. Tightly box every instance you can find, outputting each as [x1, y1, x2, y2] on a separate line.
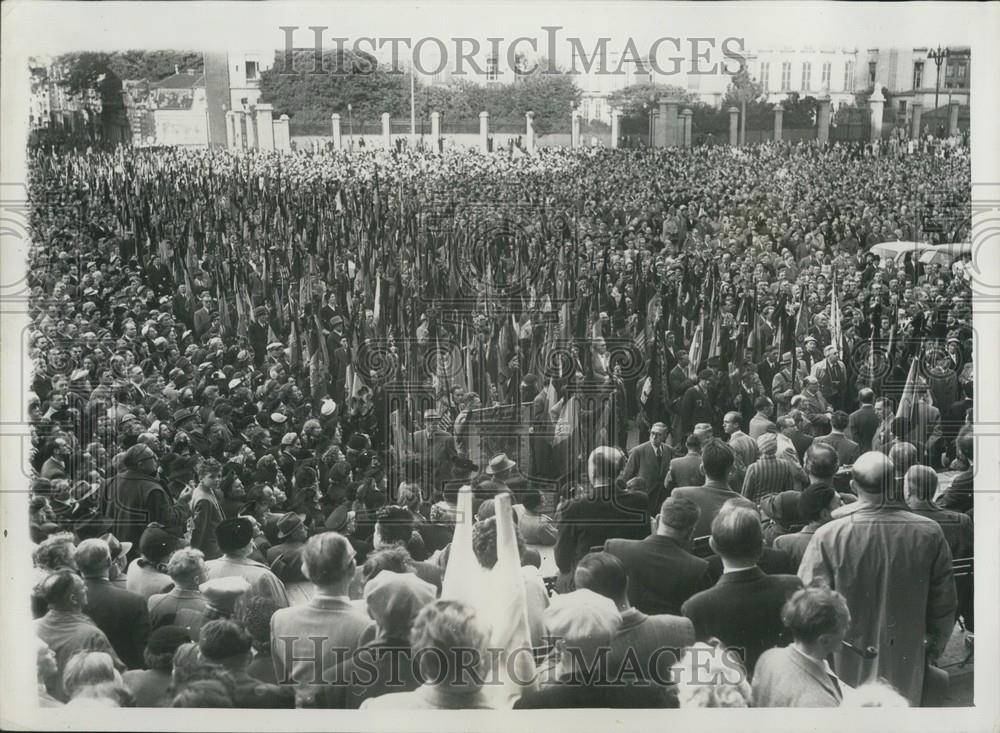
[918, 241, 972, 266]
[869, 241, 971, 267]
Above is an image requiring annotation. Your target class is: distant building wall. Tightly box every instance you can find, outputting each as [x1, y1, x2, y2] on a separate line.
[204, 51, 231, 147]
[154, 109, 208, 146]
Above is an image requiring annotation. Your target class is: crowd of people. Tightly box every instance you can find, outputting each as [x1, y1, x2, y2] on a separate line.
[26, 135, 974, 710]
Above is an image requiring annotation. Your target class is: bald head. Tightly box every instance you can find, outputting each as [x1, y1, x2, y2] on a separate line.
[851, 452, 895, 497]
[905, 465, 938, 502]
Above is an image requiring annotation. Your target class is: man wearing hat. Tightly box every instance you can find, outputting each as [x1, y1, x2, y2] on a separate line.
[204, 517, 290, 612]
[266, 512, 309, 578]
[622, 423, 672, 512]
[801, 335, 822, 374]
[484, 453, 524, 494]
[125, 524, 179, 599]
[193, 291, 214, 341]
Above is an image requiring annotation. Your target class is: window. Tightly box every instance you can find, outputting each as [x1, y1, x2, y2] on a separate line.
[781, 62, 792, 91]
[801, 62, 811, 91]
[868, 61, 877, 85]
[594, 99, 603, 120]
[912, 61, 924, 89]
[245, 61, 259, 82]
[899, 100, 907, 114]
[844, 61, 855, 91]
[821, 62, 831, 90]
[759, 62, 770, 91]
[486, 56, 499, 82]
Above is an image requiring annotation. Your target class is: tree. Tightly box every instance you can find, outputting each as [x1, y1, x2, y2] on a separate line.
[607, 82, 697, 118]
[722, 65, 764, 145]
[782, 92, 819, 128]
[259, 48, 410, 134]
[107, 50, 203, 81]
[513, 72, 581, 136]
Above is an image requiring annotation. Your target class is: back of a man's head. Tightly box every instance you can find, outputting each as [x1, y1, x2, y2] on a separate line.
[700, 439, 735, 482]
[905, 464, 938, 502]
[851, 452, 895, 497]
[302, 531, 355, 587]
[574, 552, 628, 604]
[804, 443, 839, 481]
[858, 388, 875, 406]
[588, 446, 625, 486]
[831, 411, 850, 432]
[658, 496, 701, 537]
[198, 620, 252, 663]
[685, 434, 703, 453]
[38, 569, 83, 610]
[710, 500, 762, 565]
[888, 442, 919, 478]
[74, 538, 111, 578]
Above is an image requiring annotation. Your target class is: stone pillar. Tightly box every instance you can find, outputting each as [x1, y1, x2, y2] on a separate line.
[571, 108, 580, 148]
[273, 114, 291, 152]
[479, 111, 489, 153]
[680, 109, 693, 147]
[245, 110, 257, 149]
[948, 99, 960, 137]
[331, 113, 342, 150]
[909, 101, 923, 140]
[773, 104, 784, 142]
[868, 88, 885, 143]
[728, 106, 739, 146]
[526, 111, 535, 154]
[233, 111, 244, 148]
[657, 97, 680, 147]
[817, 94, 832, 145]
[256, 103, 274, 151]
[225, 111, 235, 148]
[381, 112, 391, 148]
[610, 109, 620, 148]
[431, 112, 440, 142]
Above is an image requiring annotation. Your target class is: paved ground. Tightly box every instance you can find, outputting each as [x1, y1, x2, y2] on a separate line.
[937, 623, 975, 706]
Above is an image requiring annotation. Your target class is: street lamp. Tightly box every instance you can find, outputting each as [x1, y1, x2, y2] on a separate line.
[347, 103, 354, 149]
[927, 45, 950, 112]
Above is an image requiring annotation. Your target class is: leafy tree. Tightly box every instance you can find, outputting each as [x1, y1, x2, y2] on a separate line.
[259, 48, 410, 134]
[107, 50, 203, 81]
[781, 92, 818, 128]
[607, 82, 697, 118]
[513, 71, 581, 135]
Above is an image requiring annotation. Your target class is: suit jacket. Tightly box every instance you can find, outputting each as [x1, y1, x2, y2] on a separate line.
[758, 359, 779, 398]
[753, 645, 844, 707]
[748, 414, 776, 440]
[671, 480, 743, 539]
[663, 453, 704, 504]
[608, 608, 696, 682]
[668, 365, 695, 406]
[706, 547, 794, 583]
[681, 567, 803, 676]
[847, 405, 879, 451]
[678, 385, 713, 434]
[270, 595, 375, 689]
[82, 577, 151, 670]
[513, 673, 676, 709]
[555, 490, 650, 577]
[622, 441, 671, 501]
[811, 359, 850, 407]
[604, 534, 712, 616]
[814, 432, 861, 466]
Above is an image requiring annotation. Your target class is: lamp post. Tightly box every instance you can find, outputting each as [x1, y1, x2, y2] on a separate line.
[347, 103, 354, 149]
[927, 45, 950, 112]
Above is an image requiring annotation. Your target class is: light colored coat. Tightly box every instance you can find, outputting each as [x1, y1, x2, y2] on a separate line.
[753, 644, 845, 707]
[798, 500, 956, 705]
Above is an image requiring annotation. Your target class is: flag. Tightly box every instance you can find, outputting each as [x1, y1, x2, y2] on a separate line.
[896, 350, 921, 420]
[373, 273, 381, 330]
[830, 275, 843, 353]
[795, 298, 810, 345]
[688, 314, 705, 379]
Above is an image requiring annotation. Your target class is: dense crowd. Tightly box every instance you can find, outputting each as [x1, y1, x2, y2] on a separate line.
[27, 136, 974, 710]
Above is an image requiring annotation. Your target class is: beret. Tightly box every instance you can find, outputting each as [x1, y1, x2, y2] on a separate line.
[544, 589, 621, 644]
[280, 432, 299, 447]
[799, 483, 837, 521]
[325, 503, 351, 533]
[215, 516, 255, 552]
[200, 576, 251, 610]
[139, 525, 178, 562]
[145, 625, 192, 655]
